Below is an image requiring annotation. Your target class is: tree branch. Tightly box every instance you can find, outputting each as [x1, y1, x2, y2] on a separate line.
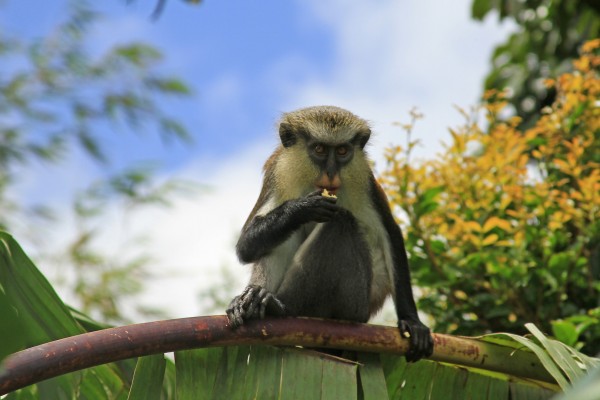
[0, 315, 555, 395]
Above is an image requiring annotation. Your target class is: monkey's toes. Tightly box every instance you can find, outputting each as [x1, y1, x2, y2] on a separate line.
[226, 305, 242, 328]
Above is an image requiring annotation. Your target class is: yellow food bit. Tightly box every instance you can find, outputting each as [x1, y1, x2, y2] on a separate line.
[403, 331, 411, 338]
[322, 189, 337, 198]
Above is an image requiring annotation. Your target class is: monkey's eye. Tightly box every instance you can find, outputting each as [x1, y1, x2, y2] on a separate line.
[314, 144, 326, 155]
[336, 146, 349, 156]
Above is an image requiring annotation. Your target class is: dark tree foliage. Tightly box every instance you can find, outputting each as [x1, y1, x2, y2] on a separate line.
[472, 0, 600, 127]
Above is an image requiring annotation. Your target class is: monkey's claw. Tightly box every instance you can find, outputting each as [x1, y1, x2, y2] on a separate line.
[398, 319, 434, 362]
[226, 285, 286, 328]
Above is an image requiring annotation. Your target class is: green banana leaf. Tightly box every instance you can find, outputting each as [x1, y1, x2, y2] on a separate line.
[1, 231, 597, 399]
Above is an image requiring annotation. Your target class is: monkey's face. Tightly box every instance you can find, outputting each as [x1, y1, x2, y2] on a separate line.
[307, 140, 355, 196]
[276, 106, 372, 199]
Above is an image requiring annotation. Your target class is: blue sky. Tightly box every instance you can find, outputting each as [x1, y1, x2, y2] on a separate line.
[2, 0, 514, 320]
[2, 0, 336, 171]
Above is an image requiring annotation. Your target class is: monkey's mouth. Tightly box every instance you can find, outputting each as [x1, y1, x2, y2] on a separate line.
[319, 187, 339, 196]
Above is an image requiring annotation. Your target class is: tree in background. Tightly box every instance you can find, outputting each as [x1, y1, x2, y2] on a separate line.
[472, 0, 600, 127]
[0, 1, 192, 323]
[382, 40, 600, 354]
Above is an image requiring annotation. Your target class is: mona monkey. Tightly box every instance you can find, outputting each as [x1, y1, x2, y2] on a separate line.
[226, 106, 434, 361]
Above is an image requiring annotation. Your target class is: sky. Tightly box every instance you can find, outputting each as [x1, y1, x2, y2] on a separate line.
[1, 0, 514, 322]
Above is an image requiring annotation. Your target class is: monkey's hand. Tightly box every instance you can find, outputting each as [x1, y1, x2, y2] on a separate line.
[398, 319, 434, 362]
[288, 190, 340, 224]
[226, 285, 286, 328]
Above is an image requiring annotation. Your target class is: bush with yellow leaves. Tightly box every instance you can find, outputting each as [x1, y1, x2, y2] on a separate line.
[381, 39, 600, 354]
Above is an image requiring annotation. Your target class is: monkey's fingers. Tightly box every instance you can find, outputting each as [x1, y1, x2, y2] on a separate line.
[398, 320, 417, 361]
[259, 293, 271, 319]
[226, 296, 245, 328]
[239, 285, 255, 299]
[230, 307, 244, 328]
[245, 287, 268, 318]
[305, 191, 338, 206]
[310, 200, 341, 222]
[227, 285, 263, 328]
[239, 285, 259, 310]
[399, 320, 433, 362]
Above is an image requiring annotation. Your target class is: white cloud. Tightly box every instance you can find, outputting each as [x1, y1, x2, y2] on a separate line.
[131, 142, 273, 319]
[277, 0, 514, 167]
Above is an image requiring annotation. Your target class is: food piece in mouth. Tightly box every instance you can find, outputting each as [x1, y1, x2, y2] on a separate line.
[321, 188, 337, 199]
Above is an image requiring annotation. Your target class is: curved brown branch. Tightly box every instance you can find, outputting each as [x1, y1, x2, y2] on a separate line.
[0, 315, 554, 395]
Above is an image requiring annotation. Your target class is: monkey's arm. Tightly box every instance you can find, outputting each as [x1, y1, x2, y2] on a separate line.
[370, 177, 434, 362]
[229, 190, 339, 327]
[236, 190, 339, 263]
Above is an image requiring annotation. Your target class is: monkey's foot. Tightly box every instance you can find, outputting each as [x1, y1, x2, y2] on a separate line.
[398, 319, 434, 362]
[226, 285, 286, 328]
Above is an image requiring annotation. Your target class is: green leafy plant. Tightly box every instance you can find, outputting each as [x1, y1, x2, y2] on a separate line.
[382, 40, 600, 354]
[471, 0, 600, 127]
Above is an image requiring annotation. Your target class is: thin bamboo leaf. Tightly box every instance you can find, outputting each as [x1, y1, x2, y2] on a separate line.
[127, 355, 166, 400]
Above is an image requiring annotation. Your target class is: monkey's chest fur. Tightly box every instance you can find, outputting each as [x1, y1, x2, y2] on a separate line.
[250, 204, 394, 320]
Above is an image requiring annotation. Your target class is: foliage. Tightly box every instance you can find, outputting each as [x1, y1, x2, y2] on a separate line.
[3, 231, 598, 399]
[471, 0, 600, 127]
[0, 231, 146, 398]
[0, 1, 192, 323]
[381, 40, 600, 353]
[0, 1, 190, 217]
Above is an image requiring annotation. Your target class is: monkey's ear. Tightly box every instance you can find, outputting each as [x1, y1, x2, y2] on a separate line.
[279, 122, 297, 148]
[354, 129, 371, 149]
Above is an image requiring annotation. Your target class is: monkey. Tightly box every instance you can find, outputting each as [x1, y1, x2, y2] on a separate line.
[226, 106, 433, 362]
